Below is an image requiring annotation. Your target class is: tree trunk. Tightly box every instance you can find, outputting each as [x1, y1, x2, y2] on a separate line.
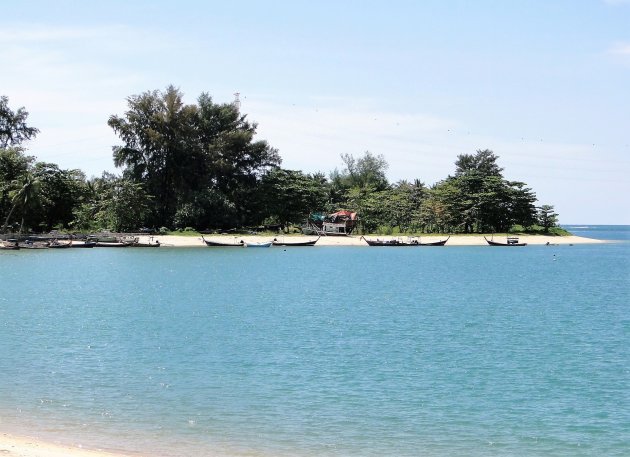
[2, 203, 18, 234]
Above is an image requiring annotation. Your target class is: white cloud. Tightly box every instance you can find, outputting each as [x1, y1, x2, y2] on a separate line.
[246, 98, 460, 182]
[0, 25, 123, 43]
[243, 97, 630, 223]
[0, 24, 173, 176]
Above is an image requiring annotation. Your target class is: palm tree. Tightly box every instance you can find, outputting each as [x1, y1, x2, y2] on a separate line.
[2, 173, 41, 234]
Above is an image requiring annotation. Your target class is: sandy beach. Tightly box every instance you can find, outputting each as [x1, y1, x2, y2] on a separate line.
[0, 433, 135, 457]
[145, 233, 604, 247]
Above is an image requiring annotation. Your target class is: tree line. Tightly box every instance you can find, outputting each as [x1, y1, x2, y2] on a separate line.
[0, 89, 559, 235]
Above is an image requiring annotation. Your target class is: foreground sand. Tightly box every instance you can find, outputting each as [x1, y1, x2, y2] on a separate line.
[144, 233, 604, 247]
[0, 433, 134, 457]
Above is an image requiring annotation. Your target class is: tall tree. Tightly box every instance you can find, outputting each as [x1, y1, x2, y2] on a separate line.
[0, 96, 39, 148]
[454, 149, 503, 177]
[339, 151, 389, 191]
[538, 205, 559, 232]
[258, 168, 328, 231]
[108, 86, 280, 229]
[195, 93, 280, 227]
[0, 148, 34, 224]
[109, 85, 198, 226]
[329, 151, 390, 210]
[428, 150, 538, 233]
[2, 172, 41, 234]
[32, 163, 87, 231]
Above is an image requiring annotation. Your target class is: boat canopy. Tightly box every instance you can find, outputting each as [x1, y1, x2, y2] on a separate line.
[330, 210, 357, 220]
[309, 212, 327, 222]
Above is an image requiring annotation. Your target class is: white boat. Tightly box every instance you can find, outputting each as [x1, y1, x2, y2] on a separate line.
[244, 241, 272, 248]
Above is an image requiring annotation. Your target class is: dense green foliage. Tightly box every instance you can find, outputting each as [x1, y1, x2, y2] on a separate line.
[0, 91, 561, 235]
[108, 86, 280, 229]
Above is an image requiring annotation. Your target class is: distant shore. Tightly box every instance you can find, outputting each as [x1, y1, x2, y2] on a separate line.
[144, 233, 605, 247]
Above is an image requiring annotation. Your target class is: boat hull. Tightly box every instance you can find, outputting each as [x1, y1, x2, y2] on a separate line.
[130, 242, 160, 248]
[484, 236, 527, 246]
[272, 237, 319, 246]
[244, 242, 272, 248]
[202, 236, 244, 247]
[362, 236, 449, 246]
[70, 241, 97, 248]
[95, 242, 132, 247]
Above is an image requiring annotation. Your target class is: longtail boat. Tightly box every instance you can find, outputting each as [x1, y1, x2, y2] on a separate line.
[95, 241, 132, 247]
[202, 236, 244, 247]
[484, 236, 527, 246]
[131, 241, 161, 247]
[19, 241, 49, 249]
[48, 239, 72, 249]
[0, 239, 20, 250]
[361, 236, 449, 246]
[70, 240, 97, 248]
[272, 237, 319, 247]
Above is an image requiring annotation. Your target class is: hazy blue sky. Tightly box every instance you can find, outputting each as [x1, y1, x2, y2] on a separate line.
[2, 0, 629, 223]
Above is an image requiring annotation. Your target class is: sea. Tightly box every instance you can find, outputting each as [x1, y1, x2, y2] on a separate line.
[0, 226, 628, 457]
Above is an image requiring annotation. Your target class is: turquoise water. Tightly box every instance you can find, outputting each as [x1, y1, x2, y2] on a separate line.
[563, 225, 630, 242]
[1, 233, 629, 456]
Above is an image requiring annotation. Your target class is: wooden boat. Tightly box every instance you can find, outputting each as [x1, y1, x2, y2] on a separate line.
[202, 236, 244, 247]
[118, 236, 160, 247]
[90, 235, 136, 247]
[19, 240, 49, 249]
[95, 241, 132, 247]
[272, 237, 319, 247]
[244, 241, 272, 248]
[0, 239, 20, 250]
[484, 236, 527, 246]
[131, 241, 160, 248]
[48, 239, 72, 249]
[417, 236, 450, 246]
[362, 237, 409, 246]
[361, 236, 450, 246]
[70, 240, 97, 248]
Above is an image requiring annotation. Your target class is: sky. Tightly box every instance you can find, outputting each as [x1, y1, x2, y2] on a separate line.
[2, 0, 629, 224]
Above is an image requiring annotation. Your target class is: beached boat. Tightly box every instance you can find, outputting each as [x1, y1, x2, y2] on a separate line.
[272, 237, 319, 246]
[48, 239, 72, 249]
[70, 240, 97, 248]
[244, 241, 272, 248]
[19, 240, 49, 249]
[416, 236, 450, 246]
[202, 236, 244, 247]
[361, 236, 450, 246]
[0, 239, 20, 250]
[131, 240, 161, 247]
[95, 241, 132, 247]
[484, 236, 527, 246]
[90, 235, 137, 247]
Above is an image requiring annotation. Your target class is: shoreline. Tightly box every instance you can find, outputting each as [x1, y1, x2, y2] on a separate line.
[147, 233, 606, 247]
[0, 433, 135, 457]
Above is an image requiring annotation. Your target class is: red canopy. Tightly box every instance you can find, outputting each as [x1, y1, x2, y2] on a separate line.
[330, 210, 357, 220]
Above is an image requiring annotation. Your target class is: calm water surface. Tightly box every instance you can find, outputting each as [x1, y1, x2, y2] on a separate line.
[1, 231, 629, 456]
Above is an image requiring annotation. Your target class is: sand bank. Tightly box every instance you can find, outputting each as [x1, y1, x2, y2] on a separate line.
[143, 234, 604, 247]
[0, 433, 134, 457]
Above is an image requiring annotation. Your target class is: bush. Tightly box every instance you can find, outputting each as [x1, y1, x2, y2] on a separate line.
[376, 225, 393, 235]
[157, 226, 169, 235]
